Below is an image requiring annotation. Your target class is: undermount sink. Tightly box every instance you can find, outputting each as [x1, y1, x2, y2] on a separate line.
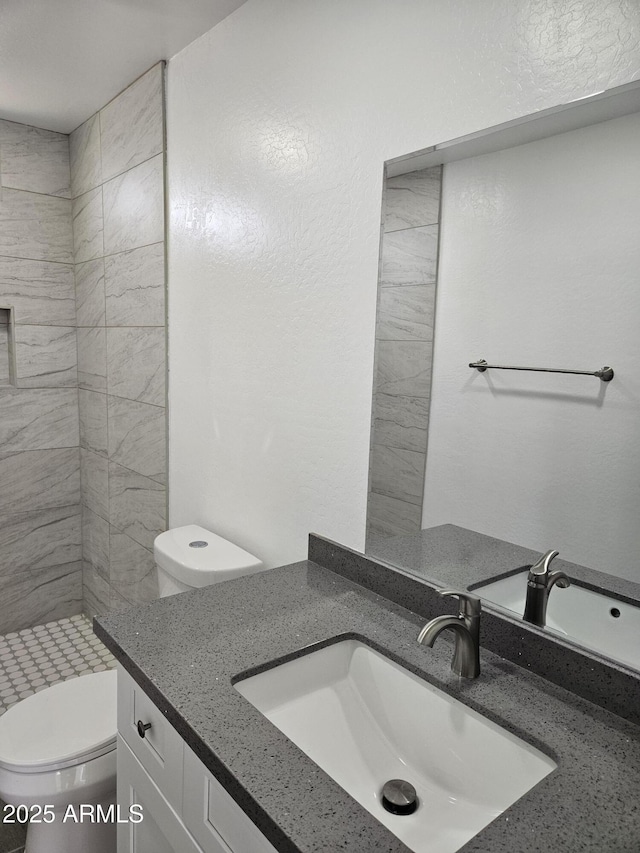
[472, 570, 640, 671]
[234, 638, 555, 853]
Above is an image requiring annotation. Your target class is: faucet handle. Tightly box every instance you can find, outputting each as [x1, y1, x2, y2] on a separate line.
[528, 549, 560, 579]
[439, 589, 481, 618]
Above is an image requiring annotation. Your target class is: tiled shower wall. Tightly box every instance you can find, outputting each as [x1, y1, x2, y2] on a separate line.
[366, 167, 442, 541]
[0, 120, 82, 632]
[69, 64, 167, 615]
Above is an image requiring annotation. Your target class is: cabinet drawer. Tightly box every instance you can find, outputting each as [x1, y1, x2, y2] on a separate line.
[118, 667, 184, 811]
[183, 745, 279, 853]
[117, 736, 209, 853]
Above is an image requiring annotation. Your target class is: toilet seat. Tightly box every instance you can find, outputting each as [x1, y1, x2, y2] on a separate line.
[0, 669, 117, 773]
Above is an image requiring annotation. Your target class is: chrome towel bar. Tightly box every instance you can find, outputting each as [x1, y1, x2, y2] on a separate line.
[469, 359, 614, 381]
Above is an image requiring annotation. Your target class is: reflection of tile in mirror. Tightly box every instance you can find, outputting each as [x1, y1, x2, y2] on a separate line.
[366, 491, 422, 540]
[380, 225, 439, 287]
[376, 340, 432, 397]
[384, 168, 441, 233]
[377, 284, 435, 341]
[373, 393, 429, 453]
[370, 445, 425, 505]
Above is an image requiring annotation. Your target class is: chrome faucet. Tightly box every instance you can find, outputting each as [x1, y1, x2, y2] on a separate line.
[523, 549, 570, 628]
[417, 590, 481, 678]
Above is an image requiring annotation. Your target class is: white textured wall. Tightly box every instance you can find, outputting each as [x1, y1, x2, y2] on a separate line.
[167, 0, 640, 569]
[424, 112, 640, 581]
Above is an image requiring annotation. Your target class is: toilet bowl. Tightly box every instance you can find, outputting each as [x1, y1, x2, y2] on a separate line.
[0, 669, 117, 853]
[0, 525, 263, 853]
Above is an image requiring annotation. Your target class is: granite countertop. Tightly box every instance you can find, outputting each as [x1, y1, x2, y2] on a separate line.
[96, 559, 640, 853]
[366, 523, 640, 605]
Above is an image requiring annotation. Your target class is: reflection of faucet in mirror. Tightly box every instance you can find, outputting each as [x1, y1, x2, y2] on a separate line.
[418, 589, 481, 678]
[523, 550, 570, 628]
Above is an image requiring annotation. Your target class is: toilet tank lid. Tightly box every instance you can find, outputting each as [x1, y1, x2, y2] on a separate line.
[154, 525, 263, 587]
[0, 669, 116, 771]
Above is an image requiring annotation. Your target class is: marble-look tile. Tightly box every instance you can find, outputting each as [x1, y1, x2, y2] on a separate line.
[0, 188, 72, 263]
[79, 389, 108, 456]
[0, 448, 80, 514]
[109, 462, 165, 551]
[366, 491, 422, 540]
[80, 448, 109, 521]
[100, 65, 164, 182]
[82, 506, 109, 581]
[69, 114, 102, 198]
[377, 283, 435, 341]
[380, 225, 439, 287]
[0, 256, 75, 325]
[109, 529, 159, 604]
[107, 396, 166, 483]
[110, 586, 135, 612]
[370, 445, 425, 506]
[0, 119, 71, 198]
[104, 242, 165, 327]
[0, 562, 82, 635]
[107, 327, 165, 405]
[14, 325, 77, 388]
[0, 323, 10, 385]
[375, 340, 432, 397]
[77, 327, 106, 392]
[384, 167, 441, 233]
[82, 561, 111, 618]
[71, 187, 104, 263]
[75, 258, 105, 327]
[0, 387, 79, 451]
[102, 155, 164, 255]
[0, 506, 81, 576]
[372, 393, 429, 453]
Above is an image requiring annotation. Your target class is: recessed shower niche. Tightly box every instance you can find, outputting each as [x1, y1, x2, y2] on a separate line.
[0, 306, 16, 386]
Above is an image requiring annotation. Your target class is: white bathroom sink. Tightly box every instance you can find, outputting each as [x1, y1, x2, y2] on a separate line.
[235, 639, 555, 853]
[473, 571, 640, 670]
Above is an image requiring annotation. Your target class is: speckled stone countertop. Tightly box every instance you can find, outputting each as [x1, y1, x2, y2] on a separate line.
[95, 559, 640, 853]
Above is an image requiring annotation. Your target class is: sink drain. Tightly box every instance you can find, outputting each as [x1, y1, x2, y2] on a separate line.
[381, 779, 418, 815]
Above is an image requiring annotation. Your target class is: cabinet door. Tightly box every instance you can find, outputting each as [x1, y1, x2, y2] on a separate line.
[117, 667, 184, 811]
[118, 736, 209, 853]
[183, 745, 279, 853]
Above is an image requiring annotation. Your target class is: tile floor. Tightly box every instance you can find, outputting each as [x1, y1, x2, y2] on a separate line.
[0, 614, 117, 853]
[0, 614, 116, 716]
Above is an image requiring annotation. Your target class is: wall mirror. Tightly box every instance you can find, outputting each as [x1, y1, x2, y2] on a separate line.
[364, 79, 640, 670]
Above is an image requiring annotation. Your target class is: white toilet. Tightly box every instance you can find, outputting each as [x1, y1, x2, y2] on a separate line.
[0, 525, 263, 853]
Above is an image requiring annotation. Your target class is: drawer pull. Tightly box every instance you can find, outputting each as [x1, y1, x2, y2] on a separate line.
[137, 720, 152, 738]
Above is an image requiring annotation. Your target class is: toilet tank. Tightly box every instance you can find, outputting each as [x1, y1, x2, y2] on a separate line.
[154, 525, 264, 597]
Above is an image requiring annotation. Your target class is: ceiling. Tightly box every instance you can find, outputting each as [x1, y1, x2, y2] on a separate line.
[0, 0, 249, 134]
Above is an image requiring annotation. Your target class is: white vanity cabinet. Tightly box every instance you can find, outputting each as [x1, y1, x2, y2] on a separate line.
[117, 667, 280, 853]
